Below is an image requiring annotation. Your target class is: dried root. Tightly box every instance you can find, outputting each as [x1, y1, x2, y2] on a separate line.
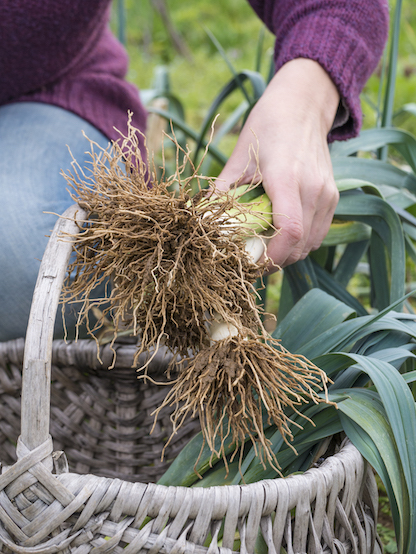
[62, 118, 267, 364]
[154, 333, 331, 470]
[61, 116, 333, 469]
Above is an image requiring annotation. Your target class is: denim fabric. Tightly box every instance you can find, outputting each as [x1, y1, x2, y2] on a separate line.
[0, 102, 111, 341]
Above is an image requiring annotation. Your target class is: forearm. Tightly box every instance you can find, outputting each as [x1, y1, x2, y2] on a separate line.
[247, 0, 389, 140]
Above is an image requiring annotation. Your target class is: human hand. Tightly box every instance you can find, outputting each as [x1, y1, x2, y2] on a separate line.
[215, 58, 340, 270]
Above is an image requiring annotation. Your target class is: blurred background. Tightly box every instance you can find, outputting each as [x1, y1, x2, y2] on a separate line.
[111, 0, 416, 139]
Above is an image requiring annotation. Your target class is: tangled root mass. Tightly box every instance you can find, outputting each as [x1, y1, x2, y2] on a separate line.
[62, 119, 332, 472]
[155, 334, 331, 470]
[63, 123, 265, 363]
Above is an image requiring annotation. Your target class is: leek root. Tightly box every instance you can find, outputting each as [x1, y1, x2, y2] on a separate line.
[61, 118, 333, 470]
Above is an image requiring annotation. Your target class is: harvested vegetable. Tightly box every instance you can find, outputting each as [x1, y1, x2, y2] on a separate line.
[62, 117, 332, 469]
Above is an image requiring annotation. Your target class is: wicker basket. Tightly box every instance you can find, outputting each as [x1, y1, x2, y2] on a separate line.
[0, 205, 382, 553]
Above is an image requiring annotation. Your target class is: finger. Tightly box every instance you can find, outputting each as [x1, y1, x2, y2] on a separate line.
[301, 172, 339, 253]
[215, 130, 260, 192]
[265, 169, 337, 268]
[307, 198, 339, 256]
[266, 194, 311, 269]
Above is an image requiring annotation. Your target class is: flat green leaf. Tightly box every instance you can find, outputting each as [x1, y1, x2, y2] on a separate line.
[297, 293, 415, 359]
[322, 221, 371, 246]
[333, 352, 416, 553]
[335, 177, 384, 196]
[346, 356, 416, 489]
[379, 0, 403, 161]
[276, 272, 294, 324]
[369, 347, 416, 369]
[332, 240, 369, 287]
[192, 461, 240, 487]
[331, 128, 416, 175]
[335, 191, 406, 308]
[402, 370, 416, 385]
[379, 184, 416, 211]
[330, 364, 364, 389]
[332, 392, 406, 549]
[294, 316, 373, 358]
[346, 314, 416, 351]
[332, 157, 416, 192]
[157, 427, 234, 487]
[369, 231, 390, 310]
[283, 257, 318, 304]
[311, 260, 368, 316]
[273, 289, 356, 353]
[312, 353, 355, 379]
[236, 406, 341, 485]
[355, 322, 416, 355]
[405, 234, 416, 267]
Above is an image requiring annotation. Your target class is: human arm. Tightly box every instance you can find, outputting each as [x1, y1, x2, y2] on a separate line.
[215, 0, 389, 269]
[216, 57, 340, 268]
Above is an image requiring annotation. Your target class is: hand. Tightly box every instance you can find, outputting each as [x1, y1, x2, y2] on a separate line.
[215, 58, 340, 270]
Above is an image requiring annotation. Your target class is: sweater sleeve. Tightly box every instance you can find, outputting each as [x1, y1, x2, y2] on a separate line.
[247, 0, 389, 141]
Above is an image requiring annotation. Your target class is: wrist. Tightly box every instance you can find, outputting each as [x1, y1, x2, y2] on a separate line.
[266, 58, 340, 135]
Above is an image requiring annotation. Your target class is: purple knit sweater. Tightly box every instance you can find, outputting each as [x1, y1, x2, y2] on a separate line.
[0, 0, 389, 144]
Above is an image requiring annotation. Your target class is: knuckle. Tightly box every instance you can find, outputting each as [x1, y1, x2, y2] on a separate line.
[331, 184, 340, 204]
[283, 246, 307, 268]
[283, 219, 304, 245]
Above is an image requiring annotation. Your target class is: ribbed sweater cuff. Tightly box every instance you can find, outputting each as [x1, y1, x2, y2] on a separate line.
[274, 14, 380, 142]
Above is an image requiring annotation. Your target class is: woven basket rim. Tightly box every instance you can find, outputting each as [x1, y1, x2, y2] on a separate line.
[56, 435, 359, 491]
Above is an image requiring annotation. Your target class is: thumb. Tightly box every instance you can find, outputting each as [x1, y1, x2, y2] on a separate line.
[214, 138, 259, 192]
[214, 159, 243, 193]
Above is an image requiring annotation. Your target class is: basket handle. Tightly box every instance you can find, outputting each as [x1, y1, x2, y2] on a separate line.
[21, 204, 86, 454]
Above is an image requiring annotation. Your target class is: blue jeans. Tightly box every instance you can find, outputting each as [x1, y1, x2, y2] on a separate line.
[0, 102, 111, 341]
